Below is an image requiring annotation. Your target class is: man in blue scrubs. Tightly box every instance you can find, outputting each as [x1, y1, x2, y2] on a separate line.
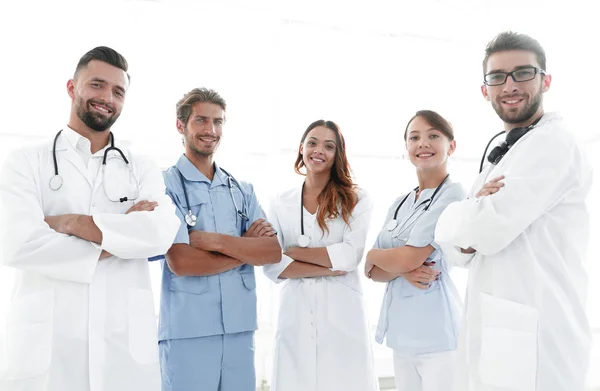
[158, 87, 282, 391]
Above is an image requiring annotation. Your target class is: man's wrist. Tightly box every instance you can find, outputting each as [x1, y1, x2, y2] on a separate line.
[210, 232, 224, 253]
[63, 214, 79, 235]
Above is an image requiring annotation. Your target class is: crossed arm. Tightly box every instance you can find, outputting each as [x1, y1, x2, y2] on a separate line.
[365, 176, 508, 285]
[365, 245, 440, 288]
[166, 218, 282, 277]
[45, 201, 159, 260]
[278, 247, 346, 279]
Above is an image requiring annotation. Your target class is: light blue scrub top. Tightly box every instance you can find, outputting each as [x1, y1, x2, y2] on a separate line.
[373, 180, 465, 355]
[157, 155, 267, 341]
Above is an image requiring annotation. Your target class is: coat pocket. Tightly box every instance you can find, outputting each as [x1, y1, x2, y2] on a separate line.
[241, 273, 256, 291]
[169, 274, 210, 295]
[5, 289, 54, 380]
[326, 281, 369, 343]
[128, 288, 159, 365]
[478, 293, 538, 391]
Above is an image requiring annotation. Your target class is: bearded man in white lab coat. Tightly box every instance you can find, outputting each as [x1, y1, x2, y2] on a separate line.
[0, 46, 180, 391]
[435, 32, 592, 391]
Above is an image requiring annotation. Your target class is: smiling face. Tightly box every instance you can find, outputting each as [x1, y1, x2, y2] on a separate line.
[177, 101, 225, 158]
[68, 60, 128, 132]
[405, 115, 455, 171]
[300, 126, 337, 175]
[481, 50, 551, 129]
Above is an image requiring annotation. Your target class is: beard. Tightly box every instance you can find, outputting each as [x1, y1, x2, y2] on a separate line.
[183, 129, 220, 158]
[492, 87, 543, 125]
[75, 97, 119, 132]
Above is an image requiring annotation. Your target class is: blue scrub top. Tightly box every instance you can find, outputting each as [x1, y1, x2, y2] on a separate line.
[156, 154, 267, 341]
[373, 180, 465, 355]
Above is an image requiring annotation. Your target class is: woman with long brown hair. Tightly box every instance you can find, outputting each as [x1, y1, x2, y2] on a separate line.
[263, 120, 378, 391]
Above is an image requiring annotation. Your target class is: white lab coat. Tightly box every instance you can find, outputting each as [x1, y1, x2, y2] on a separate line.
[263, 186, 379, 391]
[434, 113, 592, 391]
[0, 128, 180, 391]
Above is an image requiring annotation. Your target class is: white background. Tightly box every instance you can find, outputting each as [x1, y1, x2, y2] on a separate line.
[0, 0, 598, 389]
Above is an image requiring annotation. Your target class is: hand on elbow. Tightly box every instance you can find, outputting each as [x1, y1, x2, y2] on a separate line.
[125, 200, 158, 214]
[243, 218, 277, 238]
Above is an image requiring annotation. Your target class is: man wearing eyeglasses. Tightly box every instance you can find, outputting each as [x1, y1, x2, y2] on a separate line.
[435, 32, 592, 391]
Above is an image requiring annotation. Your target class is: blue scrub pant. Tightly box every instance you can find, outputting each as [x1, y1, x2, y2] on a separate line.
[159, 331, 255, 391]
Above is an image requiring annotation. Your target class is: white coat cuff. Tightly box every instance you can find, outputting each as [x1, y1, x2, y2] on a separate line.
[439, 243, 474, 268]
[326, 243, 349, 271]
[263, 253, 294, 283]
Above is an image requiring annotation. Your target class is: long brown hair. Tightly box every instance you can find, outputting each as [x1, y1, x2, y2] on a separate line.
[294, 120, 358, 234]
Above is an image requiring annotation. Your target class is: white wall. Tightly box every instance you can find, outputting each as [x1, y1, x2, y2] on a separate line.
[1, 0, 599, 389]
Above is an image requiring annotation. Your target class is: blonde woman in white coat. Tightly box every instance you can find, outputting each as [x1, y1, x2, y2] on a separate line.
[264, 120, 379, 391]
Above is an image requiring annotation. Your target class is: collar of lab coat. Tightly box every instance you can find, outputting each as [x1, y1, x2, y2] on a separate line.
[49, 126, 112, 155]
[500, 111, 561, 142]
[175, 154, 227, 187]
[535, 111, 560, 127]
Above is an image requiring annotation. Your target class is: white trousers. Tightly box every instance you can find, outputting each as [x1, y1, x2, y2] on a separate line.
[393, 349, 456, 391]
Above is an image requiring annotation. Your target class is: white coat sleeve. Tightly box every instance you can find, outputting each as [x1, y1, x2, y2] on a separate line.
[0, 150, 101, 283]
[327, 190, 374, 272]
[435, 132, 579, 256]
[92, 157, 180, 259]
[405, 183, 466, 250]
[263, 198, 294, 283]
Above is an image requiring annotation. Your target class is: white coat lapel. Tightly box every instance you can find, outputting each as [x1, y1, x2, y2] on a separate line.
[50, 137, 94, 189]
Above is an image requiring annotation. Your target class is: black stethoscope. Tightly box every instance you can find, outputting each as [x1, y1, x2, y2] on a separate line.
[385, 174, 450, 235]
[478, 116, 543, 173]
[179, 165, 249, 228]
[49, 129, 139, 203]
[298, 182, 312, 247]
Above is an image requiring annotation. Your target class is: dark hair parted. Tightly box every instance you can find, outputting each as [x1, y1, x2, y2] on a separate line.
[294, 120, 358, 234]
[483, 31, 546, 73]
[404, 110, 454, 142]
[74, 46, 130, 81]
[176, 88, 227, 126]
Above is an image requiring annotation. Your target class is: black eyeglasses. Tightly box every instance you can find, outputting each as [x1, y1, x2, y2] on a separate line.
[484, 66, 546, 86]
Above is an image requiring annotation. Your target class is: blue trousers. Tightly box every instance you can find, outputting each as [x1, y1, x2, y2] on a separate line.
[159, 331, 255, 391]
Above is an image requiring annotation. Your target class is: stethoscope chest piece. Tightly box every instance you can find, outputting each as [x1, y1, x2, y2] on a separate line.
[297, 234, 310, 248]
[49, 174, 63, 191]
[386, 219, 398, 231]
[185, 211, 197, 227]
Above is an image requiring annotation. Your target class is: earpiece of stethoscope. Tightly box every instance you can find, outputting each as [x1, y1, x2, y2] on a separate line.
[479, 131, 505, 173]
[479, 116, 543, 173]
[185, 210, 197, 227]
[297, 182, 311, 247]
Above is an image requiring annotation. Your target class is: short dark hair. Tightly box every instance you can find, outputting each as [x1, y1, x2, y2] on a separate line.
[482, 31, 546, 74]
[176, 88, 227, 126]
[404, 110, 454, 142]
[74, 46, 130, 81]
